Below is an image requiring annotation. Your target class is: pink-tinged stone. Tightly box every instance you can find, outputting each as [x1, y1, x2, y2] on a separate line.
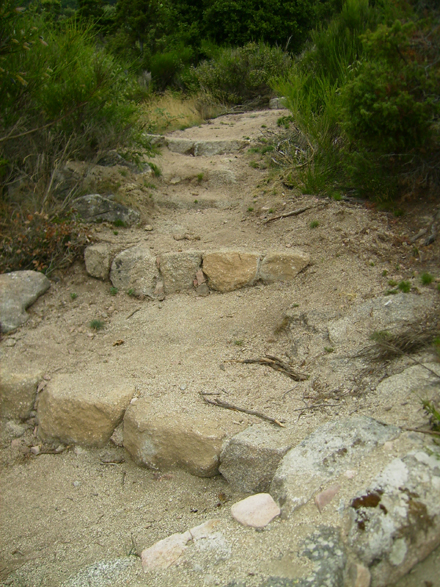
[189, 519, 221, 540]
[314, 484, 341, 513]
[10, 439, 22, 448]
[195, 269, 206, 286]
[141, 531, 191, 571]
[347, 563, 371, 587]
[345, 470, 357, 479]
[231, 493, 280, 528]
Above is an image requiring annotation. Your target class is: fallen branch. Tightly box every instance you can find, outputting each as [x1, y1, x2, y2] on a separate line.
[263, 205, 314, 224]
[230, 354, 308, 381]
[200, 394, 285, 427]
[402, 427, 440, 437]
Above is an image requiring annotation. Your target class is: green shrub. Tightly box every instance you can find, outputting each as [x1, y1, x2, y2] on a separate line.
[186, 43, 292, 105]
[0, 9, 143, 212]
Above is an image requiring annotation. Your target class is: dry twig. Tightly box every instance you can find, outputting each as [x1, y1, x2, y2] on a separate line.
[229, 354, 308, 381]
[263, 205, 316, 224]
[200, 394, 285, 427]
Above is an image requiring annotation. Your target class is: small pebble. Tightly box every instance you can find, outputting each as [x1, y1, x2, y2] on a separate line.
[30, 446, 40, 455]
[73, 481, 81, 488]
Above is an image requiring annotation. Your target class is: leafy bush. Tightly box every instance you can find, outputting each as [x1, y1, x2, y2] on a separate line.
[0, 211, 90, 274]
[0, 6, 144, 212]
[186, 42, 292, 105]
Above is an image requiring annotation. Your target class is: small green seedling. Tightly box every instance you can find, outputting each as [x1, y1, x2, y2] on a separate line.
[127, 289, 135, 296]
[113, 230, 119, 235]
[421, 272, 433, 285]
[247, 206, 254, 212]
[234, 340, 244, 346]
[197, 173, 204, 183]
[149, 162, 161, 177]
[398, 281, 411, 293]
[113, 219, 126, 228]
[388, 279, 398, 287]
[324, 347, 334, 353]
[382, 270, 388, 277]
[110, 286, 118, 296]
[249, 161, 259, 169]
[310, 220, 319, 229]
[194, 199, 198, 204]
[90, 319, 104, 331]
[70, 292, 78, 300]
[269, 208, 274, 214]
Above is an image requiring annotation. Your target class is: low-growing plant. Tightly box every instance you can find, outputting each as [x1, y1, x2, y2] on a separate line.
[127, 288, 135, 296]
[70, 292, 78, 300]
[90, 319, 104, 330]
[110, 286, 118, 296]
[310, 220, 320, 228]
[0, 211, 90, 275]
[197, 173, 204, 183]
[148, 162, 162, 177]
[113, 219, 127, 228]
[247, 206, 254, 212]
[398, 280, 411, 293]
[421, 273, 434, 286]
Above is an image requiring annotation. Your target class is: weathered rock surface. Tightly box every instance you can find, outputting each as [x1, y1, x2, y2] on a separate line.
[37, 373, 134, 447]
[73, 194, 140, 226]
[219, 424, 298, 493]
[0, 270, 50, 333]
[269, 97, 286, 109]
[0, 369, 43, 420]
[231, 494, 280, 528]
[158, 251, 202, 294]
[270, 416, 401, 516]
[345, 447, 440, 587]
[142, 531, 192, 570]
[328, 293, 435, 346]
[123, 398, 227, 476]
[84, 243, 112, 280]
[259, 251, 310, 284]
[141, 520, 223, 572]
[110, 245, 159, 297]
[203, 250, 260, 292]
[296, 526, 347, 587]
[62, 557, 137, 587]
[374, 362, 440, 402]
[165, 138, 248, 157]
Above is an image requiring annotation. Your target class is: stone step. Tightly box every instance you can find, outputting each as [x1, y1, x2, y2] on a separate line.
[146, 135, 249, 157]
[84, 245, 311, 296]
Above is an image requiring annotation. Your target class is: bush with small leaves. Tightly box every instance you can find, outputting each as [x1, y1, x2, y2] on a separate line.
[90, 319, 104, 331]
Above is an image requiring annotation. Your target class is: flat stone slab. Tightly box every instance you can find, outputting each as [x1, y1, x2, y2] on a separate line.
[203, 250, 260, 292]
[220, 423, 298, 493]
[0, 271, 50, 333]
[165, 138, 248, 157]
[271, 416, 401, 516]
[259, 251, 310, 283]
[84, 243, 112, 280]
[0, 369, 43, 420]
[231, 494, 280, 528]
[37, 373, 134, 447]
[123, 398, 227, 476]
[110, 245, 159, 297]
[158, 251, 202, 294]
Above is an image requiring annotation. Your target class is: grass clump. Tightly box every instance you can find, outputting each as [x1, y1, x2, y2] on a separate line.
[398, 281, 411, 293]
[310, 220, 320, 229]
[70, 292, 78, 300]
[113, 219, 127, 228]
[110, 286, 118, 296]
[421, 273, 434, 286]
[90, 319, 104, 331]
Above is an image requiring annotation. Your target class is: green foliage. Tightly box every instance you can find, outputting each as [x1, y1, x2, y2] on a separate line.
[342, 20, 440, 152]
[70, 292, 78, 300]
[202, 0, 321, 53]
[309, 220, 320, 228]
[186, 43, 292, 105]
[90, 319, 104, 330]
[421, 272, 434, 285]
[398, 280, 411, 293]
[110, 286, 118, 295]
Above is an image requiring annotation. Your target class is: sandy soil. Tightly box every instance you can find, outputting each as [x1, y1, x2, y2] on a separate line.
[1, 108, 440, 587]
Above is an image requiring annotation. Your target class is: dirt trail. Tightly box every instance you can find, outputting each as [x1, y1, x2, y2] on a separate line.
[1, 108, 440, 587]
